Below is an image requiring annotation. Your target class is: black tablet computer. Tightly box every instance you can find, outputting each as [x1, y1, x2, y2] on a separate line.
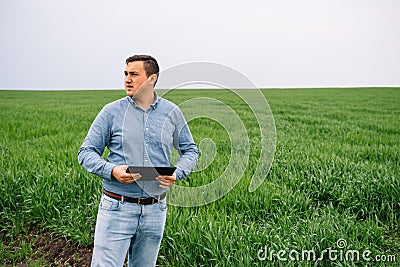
[126, 166, 176, 181]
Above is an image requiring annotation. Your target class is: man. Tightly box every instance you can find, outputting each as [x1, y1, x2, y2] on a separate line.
[78, 55, 199, 267]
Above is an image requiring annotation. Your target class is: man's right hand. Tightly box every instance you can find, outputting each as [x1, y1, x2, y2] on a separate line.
[112, 165, 141, 184]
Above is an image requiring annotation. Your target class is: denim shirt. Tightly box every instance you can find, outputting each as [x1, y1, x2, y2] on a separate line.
[78, 92, 199, 198]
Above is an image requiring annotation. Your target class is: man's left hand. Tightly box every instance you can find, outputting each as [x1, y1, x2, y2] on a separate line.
[156, 172, 176, 188]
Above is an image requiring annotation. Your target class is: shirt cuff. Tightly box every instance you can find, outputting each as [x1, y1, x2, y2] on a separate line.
[174, 167, 184, 181]
[103, 162, 116, 180]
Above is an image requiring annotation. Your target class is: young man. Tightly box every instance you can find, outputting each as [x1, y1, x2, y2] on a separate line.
[78, 55, 198, 267]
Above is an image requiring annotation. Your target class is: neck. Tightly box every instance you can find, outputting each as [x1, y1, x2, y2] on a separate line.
[133, 89, 155, 110]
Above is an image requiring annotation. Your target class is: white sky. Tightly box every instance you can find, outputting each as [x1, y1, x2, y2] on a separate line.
[1, 0, 399, 89]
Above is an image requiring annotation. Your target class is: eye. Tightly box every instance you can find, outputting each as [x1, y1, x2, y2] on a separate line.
[124, 71, 128, 76]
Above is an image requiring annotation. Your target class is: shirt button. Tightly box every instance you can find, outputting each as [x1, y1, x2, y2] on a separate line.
[145, 127, 148, 131]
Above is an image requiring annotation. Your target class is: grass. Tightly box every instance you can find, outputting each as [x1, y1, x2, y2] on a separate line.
[0, 88, 399, 266]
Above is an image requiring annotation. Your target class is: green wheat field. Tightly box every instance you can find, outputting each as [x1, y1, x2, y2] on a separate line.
[0, 88, 399, 266]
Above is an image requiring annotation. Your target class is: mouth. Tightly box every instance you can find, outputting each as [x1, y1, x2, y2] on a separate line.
[126, 85, 134, 89]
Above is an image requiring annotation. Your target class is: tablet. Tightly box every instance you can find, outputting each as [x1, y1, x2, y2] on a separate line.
[126, 166, 176, 181]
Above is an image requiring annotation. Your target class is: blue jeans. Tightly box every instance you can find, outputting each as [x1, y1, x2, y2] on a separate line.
[91, 194, 167, 267]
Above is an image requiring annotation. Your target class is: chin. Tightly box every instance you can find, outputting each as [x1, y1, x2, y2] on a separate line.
[125, 89, 135, 96]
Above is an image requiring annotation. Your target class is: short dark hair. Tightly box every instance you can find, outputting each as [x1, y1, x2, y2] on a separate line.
[125, 55, 159, 84]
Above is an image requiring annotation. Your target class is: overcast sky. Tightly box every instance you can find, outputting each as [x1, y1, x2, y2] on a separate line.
[1, 0, 399, 89]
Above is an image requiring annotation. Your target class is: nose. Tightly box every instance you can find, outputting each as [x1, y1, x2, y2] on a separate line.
[125, 74, 132, 83]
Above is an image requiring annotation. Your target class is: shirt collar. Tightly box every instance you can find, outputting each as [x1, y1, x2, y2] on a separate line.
[128, 91, 159, 110]
[150, 91, 160, 110]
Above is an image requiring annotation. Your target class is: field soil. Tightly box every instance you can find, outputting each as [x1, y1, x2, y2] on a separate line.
[11, 231, 92, 267]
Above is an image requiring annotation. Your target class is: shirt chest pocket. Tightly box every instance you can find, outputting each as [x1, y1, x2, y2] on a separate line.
[150, 122, 175, 149]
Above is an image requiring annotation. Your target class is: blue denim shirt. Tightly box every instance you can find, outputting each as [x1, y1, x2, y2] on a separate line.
[78, 92, 199, 198]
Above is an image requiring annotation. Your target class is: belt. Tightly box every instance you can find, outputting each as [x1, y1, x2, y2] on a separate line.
[103, 189, 166, 205]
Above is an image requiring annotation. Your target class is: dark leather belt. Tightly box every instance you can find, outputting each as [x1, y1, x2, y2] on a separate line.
[103, 189, 166, 205]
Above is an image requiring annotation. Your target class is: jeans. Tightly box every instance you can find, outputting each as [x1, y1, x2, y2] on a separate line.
[91, 194, 167, 267]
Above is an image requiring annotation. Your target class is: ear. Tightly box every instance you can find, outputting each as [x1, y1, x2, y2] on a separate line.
[149, 74, 157, 85]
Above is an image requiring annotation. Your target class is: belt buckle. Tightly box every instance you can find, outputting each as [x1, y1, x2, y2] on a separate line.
[137, 197, 156, 205]
[138, 198, 147, 205]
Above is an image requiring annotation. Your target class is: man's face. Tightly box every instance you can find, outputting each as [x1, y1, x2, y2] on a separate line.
[124, 61, 149, 97]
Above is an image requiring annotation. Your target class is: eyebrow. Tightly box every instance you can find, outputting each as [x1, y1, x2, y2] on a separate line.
[124, 70, 139, 75]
